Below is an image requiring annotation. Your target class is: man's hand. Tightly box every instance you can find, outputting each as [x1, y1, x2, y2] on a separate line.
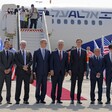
[4, 69, 11, 74]
[65, 72, 68, 77]
[96, 73, 101, 78]
[50, 70, 54, 76]
[48, 72, 51, 77]
[84, 71, 87, 76]
[68, 70, 72, 76]
[23, 65, 28, 71]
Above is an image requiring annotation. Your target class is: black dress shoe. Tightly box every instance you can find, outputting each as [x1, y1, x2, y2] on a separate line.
[70, 100, 74, 104]
[23, 101, 29, 104]
[90, 101, 95, 104]
[77, 101, 82, 104]
[7, 101, 12, 104]
[16, 101, 20, 104]
[105, 101, 110, 104]
[98, 101, 103, 104]
[57, 100, 63, 104]
[36, 100, 40, 104]
[41, 100, 46, 104]
[51, 101, 55, 104]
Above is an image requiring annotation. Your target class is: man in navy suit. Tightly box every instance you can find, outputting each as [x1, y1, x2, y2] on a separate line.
[104, 44, 112, 104]
[0, 40, 14, 104]
[33, 39, 50, 104]
[69, 39, 87, 104]
[50, 40, 68, 104]
[15, 40, 32, 104]
[89, 48, 104, 104]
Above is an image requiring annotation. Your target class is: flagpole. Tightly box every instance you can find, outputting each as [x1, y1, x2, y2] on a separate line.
[101, 35, 104, 47]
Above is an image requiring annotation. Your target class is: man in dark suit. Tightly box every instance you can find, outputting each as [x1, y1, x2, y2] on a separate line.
[50, 40, 68, 104]
[0, 40, 14, 104]
[104, 44, 112, 104]
[69, 39, 87, 104]
[33, 39, 50, 104]
[89, 48, 104, 104]
[15, 40, 32, 104]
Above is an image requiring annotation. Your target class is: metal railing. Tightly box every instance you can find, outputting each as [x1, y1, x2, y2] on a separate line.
[42, 12, 51, 52]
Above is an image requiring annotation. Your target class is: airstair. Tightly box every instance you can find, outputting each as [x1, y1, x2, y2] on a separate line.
[0, 4, 52, 54]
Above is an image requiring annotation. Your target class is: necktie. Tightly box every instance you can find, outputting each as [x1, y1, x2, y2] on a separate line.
[96, 56, 99, 61]
[59, 51, 62, 61]
[6, 50, 8, 61]
[42, 49, 45, 59]
[78, 49, 80, 57]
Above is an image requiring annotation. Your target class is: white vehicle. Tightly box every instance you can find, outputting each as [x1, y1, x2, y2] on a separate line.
[0, 4, 112, 52]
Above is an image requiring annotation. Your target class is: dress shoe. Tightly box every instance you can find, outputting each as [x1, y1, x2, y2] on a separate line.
[51, 101, 55, 104]
[23, 101, 29, 104]
[90, 101, 95, 104]
[36, 100, 40, 104]
[57, 100, 63, 104]
[16, 101, 20, 104]
[77, 101, 82, 104]
[105, 101, 110, 104]
[41, 100, 46, 104]
[7, 101, 12, 104]
[98, 101, 103, 104]
[70, 100, 74, 104]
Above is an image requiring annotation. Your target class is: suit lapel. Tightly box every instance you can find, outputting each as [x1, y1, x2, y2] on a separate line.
[3, 50, 7, 64]
[19, 50, 24, 63]
[39, 48, 44, 60]
[108, 53, 112, 64]
[44, 49, 48, 60]
[56, 50, 61, 62]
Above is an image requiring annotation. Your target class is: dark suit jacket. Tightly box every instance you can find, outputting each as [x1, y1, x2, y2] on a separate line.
[104, 53, 112, 78]
[89, 55, 104, 80]
[33, 48, 50, 76]
[0, 50, 14, 75]
[69, 48, 87, 75]
[15, 50, 32, 75]
[50, 50, 68, 76]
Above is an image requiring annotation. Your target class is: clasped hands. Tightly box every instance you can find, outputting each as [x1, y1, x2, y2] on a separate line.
[4, 69, 11, 74]
[23, 65, 28, 71]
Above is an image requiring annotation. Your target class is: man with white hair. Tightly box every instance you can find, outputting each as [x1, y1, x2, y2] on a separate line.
[89, 48, 104, 104]
[15, 40, 32, 104]
[33, 38, 50, 104]
[50, 40, 68, 104]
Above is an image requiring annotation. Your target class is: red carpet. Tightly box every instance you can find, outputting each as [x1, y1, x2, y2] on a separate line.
[32, 80, 87, 100]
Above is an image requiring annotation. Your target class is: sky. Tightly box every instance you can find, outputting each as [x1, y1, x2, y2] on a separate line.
[0, 0, 112, 8]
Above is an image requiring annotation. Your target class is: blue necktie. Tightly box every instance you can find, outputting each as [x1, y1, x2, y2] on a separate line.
[42, 49, 45, 59]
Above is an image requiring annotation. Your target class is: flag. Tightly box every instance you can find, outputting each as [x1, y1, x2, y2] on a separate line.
[101, 37, 110, 55]
[11, 66, 16, 81]
[93, 40, 99, 49]
[0, 38, 3, 51]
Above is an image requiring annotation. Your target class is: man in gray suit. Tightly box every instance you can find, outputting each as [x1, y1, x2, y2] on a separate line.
[0, 40, 14, 104]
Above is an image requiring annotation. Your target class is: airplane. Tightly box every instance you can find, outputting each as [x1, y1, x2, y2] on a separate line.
[0, 3, 112, 52]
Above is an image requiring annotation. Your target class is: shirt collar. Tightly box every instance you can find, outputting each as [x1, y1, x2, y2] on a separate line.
[58, 49, 63, 53]
[77, 48, 81, 51]
[4, 49, 9, 52]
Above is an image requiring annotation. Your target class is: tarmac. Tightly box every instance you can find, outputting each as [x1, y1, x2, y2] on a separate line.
[0, 76, 112, 112]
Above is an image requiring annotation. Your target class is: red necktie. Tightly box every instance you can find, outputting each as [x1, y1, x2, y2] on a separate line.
[59, 51, 62, 61]
[78, 49, 80, 57]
